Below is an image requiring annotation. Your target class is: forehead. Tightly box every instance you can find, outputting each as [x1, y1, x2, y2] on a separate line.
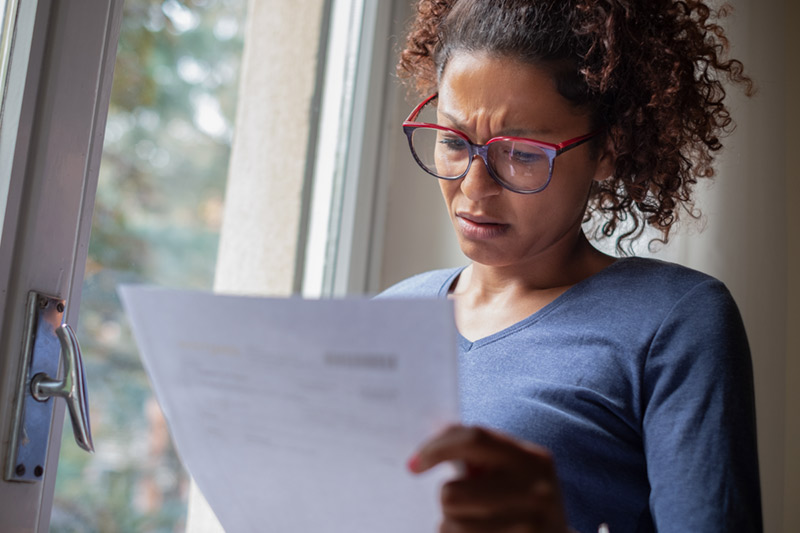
[437, 51, 589, 137]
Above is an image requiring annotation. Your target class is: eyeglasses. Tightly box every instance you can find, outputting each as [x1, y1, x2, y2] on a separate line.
[402, 94, 600, 194]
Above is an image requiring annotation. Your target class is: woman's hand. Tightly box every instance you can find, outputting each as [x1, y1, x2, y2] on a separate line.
[408, 425, 570, 533]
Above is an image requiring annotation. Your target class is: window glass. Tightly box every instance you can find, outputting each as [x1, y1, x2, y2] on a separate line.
[51, 1, 246, 531]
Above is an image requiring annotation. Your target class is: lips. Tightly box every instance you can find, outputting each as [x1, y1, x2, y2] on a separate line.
[457, 212, 504, 225]
[455, 211, 510, 239]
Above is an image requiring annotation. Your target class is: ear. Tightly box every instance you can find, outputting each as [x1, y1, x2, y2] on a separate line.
[591, 135, 616, 183]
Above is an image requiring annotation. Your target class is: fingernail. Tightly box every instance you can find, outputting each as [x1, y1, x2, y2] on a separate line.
[407, 454, 420, 473]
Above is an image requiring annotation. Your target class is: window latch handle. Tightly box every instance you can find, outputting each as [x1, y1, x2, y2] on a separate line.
[5, 292, 94, 483]
[31, 323, 94, 453]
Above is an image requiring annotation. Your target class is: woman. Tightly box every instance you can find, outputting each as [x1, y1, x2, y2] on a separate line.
[379, 0, 762, 531]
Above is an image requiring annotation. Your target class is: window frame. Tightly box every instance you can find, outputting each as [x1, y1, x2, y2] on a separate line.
[0, 0, 124, 530]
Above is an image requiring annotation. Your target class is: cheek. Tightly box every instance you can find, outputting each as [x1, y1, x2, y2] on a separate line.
[512, 175, 593, 227]
[438, 180, 459, 208]
[551, 160, 598, 201]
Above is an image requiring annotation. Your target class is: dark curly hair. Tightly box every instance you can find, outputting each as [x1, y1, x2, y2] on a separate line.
[398, 0, 753, 252]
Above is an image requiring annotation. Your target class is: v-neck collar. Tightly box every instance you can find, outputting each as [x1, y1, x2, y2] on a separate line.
[438, 258, 633, 351]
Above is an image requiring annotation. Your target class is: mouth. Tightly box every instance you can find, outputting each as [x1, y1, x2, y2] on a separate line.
[457, 212, 504, 225]
[455, 212, 510, 239]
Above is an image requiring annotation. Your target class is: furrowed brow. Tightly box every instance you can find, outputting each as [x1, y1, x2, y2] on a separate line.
[437, 108, 553, 140]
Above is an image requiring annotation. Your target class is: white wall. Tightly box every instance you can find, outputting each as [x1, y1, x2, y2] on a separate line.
[377, 0, 464, 288]
[376, 1, 796, 531]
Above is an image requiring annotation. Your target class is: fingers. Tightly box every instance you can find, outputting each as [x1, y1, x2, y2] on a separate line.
[408, 425, 569, 533]
[439, 517, 542, 533]
[441, 473, 561, 519]
[408, 425, 555, 478]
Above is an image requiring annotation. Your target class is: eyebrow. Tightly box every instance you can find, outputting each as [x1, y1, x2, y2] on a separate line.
[437, 108, 554, 139]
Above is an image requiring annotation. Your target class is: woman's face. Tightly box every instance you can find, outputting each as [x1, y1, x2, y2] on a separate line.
[436, 51, 612, 269]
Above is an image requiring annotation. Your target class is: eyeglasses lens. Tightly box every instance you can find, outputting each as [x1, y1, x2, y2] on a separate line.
[487, 141, 550, 191]
[411, 127, 470, 178]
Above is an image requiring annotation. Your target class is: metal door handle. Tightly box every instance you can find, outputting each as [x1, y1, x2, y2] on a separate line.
[31, 324, 94, 452]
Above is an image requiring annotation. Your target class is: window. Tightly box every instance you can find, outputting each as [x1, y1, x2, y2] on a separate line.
[49, 0, 400, 530]
[51, 1, 247, 530]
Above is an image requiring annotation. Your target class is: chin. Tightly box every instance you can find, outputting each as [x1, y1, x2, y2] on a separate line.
[458, 242, 517, 268]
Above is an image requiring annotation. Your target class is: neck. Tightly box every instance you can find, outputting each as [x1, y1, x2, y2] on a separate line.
[454, 232, 615, 298]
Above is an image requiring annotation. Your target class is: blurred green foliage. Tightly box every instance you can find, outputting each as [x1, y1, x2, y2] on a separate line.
[52, 1, 246, 531]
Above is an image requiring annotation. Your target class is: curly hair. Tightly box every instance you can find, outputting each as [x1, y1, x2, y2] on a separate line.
[398, 0, 753, 252]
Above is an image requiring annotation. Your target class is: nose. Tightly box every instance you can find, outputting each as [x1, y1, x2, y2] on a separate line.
[460, 154, 503, 200]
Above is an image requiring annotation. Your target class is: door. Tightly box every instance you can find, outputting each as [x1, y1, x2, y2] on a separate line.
[0, 1, 124, 530]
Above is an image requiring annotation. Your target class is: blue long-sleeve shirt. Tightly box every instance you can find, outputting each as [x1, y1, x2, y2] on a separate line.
[378, 257, 762, 532]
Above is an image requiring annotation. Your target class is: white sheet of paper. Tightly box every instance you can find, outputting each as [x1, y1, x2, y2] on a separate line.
[119, 286, 459, 533]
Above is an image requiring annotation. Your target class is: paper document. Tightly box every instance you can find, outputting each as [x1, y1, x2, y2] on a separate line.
[120, 287, 459, 533]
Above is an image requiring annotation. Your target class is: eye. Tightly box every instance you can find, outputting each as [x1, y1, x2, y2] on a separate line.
[502, 143, 546, 164]
[511, 149, 542, 163]
[437, 135, 469, 152]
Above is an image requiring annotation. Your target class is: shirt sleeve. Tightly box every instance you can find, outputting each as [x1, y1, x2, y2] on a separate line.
[642, 279, 762, 532]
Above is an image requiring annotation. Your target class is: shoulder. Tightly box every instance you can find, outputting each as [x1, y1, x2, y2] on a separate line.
[374, 267, 464, 299]
[599, 256, 719, 292]
[562, 257, 745, 356]
[585, 256, 734, 317]
[606, 258, 751, 389]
